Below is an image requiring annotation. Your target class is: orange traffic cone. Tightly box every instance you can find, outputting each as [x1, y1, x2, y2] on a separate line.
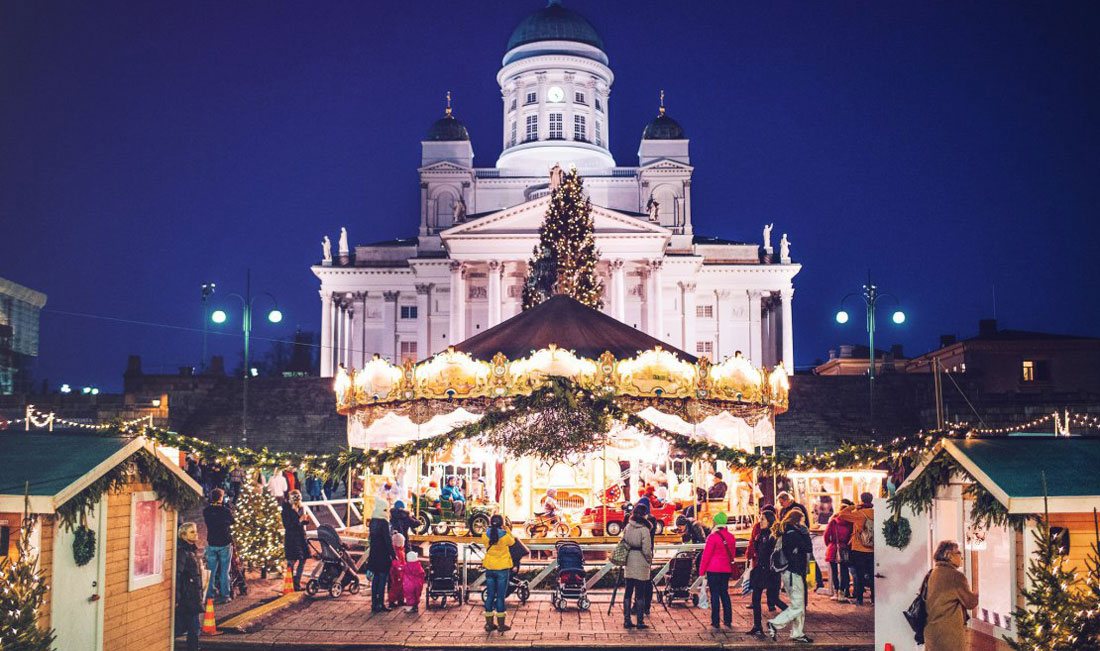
[201, 598, 220, 635]
[282, 563, 294, 595]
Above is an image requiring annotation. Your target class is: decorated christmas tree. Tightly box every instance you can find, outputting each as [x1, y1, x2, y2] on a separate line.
[232, 479, 284, 573]
[0, 492, 55, 651]
[522, 167, 604, 310]
[1010, 508, 1095, 650]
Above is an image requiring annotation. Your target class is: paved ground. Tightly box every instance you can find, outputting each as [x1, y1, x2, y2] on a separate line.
[189, 572, 873, 650]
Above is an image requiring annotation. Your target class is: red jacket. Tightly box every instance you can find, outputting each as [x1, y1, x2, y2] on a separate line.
[824, 516, 853, 563]
[699, 527, 739, 575]
[746, 520, 766, 564]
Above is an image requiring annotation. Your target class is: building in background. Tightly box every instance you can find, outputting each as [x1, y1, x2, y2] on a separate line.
[312, 2, 800, 376]
[813, 343, 909, 376]
[0, 276, 47, 395]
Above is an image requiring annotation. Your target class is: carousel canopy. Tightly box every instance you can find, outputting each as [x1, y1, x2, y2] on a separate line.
[455, 295, 697, 363]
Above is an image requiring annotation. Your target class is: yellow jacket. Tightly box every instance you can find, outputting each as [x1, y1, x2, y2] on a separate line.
[479, 530, 516, 570]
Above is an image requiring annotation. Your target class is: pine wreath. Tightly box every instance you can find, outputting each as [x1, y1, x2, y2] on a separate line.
[883, 515, 912, 549]
[73, 525, 96, 567]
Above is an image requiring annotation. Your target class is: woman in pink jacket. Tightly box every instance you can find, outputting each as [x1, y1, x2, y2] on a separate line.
[823, 499, 854, 602]
[698, 511, 739, 629]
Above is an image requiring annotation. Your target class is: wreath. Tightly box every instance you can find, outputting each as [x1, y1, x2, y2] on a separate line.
[73, 525, 97, 566]
[883, 515, 912, 550]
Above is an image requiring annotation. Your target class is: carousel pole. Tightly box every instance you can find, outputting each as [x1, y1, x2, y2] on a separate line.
[601, 440, 607, 539]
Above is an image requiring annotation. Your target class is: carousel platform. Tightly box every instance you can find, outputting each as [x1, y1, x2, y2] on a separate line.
[341, 525, 692, 545]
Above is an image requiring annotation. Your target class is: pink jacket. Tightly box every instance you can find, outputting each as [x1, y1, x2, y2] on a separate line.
[824, 517, 853, 563]
[699, 527, 739, 575]
[402, 561, 426, 606]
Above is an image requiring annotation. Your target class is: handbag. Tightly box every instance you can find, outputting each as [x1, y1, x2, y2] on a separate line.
[611, 539, 630, 567]
[839, 546, 851, 564]
[717, 529, 738, 572]
[903, 571, 932, 643]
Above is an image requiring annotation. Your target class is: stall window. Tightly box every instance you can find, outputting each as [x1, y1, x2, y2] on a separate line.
[399, 341, 418, 364]
[129, 491, 166, 591]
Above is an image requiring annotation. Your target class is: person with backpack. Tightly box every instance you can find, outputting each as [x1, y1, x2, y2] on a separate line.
[824, 499, 855, 602]
[479, 514, 516, 633]
[924, 540, 979, 651]
[766, 509, 814, 644]
[746, 509, 786, 637]
[699, 511, 739, 629]
[837, 492, 876, 605]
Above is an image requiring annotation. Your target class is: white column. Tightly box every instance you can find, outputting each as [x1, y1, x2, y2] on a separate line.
[680, 282, 697, 355]
[333, 300, 343, 370]
[383, 291, 399, 362]
[358, 291, 368, 367]
[748, 290, 763, 366]
[320, 290, 333, 377]
[714, 290, 728, 360]
[449, 261, 466, 344]
[611, 259, 626, 322]
[342, 300, 353, 368]
[415, 283, 432, 361]
[651, 260, 665, 340]
[487, 261, 502, 327]
[781, 287, 794, 375]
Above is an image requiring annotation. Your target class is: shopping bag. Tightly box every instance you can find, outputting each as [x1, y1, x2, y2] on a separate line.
[698, 582, 710, 609]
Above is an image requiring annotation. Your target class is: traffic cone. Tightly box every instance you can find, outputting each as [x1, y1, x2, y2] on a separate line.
[201, 598, 220, 635]
[282, 563, 294, 595]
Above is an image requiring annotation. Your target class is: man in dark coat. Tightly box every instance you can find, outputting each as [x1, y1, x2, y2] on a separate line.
[175, 522, 204, 651]
[366, 500, 396, 612]
[280, 490, 310, 590]
[390, 500, 416, 540]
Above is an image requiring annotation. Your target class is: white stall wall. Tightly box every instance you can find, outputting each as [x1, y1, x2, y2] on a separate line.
[874, 497, 931, 651]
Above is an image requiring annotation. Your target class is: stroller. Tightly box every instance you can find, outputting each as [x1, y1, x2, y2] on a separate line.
[551, 541, 590, 610]
[661, 550, 700, 607]
[426, 541, 463, 608]
[229, 546, 248, 597]
[305, 525, 362, 598]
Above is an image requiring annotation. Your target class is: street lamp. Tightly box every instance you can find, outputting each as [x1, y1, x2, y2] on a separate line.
[210, 270, 282, 446]
[201, 282, 217, 371]
[835, 272, 906, 432]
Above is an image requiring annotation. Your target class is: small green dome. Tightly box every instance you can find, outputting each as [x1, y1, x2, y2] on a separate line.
[642, 113, 685, 140]
[507, 1, 604, 52]
[426, 113, 469, 141]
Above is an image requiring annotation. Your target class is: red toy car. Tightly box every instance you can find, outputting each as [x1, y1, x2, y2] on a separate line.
[580, 500, 681, 536]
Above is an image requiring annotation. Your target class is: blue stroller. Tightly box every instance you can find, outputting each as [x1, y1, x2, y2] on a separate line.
[551, 540, 590, 610]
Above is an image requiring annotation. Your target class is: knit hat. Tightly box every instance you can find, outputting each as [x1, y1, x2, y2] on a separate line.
[371, 500, 388, 519]
[406, 550, 418, 563]
[392, 532, 406, 548]
[713, 511, 728, 526]
[394, 500, 406, 510]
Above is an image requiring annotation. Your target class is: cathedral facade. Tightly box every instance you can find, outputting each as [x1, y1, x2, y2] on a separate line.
[312, 1, 800, 377]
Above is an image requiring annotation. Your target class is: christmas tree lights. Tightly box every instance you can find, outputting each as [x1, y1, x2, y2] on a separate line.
[232, 479, 284, 573]
[522, 168, 604, 310]
[0, 491, 55, 651]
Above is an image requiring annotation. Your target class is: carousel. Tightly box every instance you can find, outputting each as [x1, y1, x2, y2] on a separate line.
[334, 295, 790, 540]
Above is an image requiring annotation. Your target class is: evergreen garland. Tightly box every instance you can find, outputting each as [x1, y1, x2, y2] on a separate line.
[232, 479, 284, 573]
[522, 168, 604, 310]
[0, 489, 56, 651]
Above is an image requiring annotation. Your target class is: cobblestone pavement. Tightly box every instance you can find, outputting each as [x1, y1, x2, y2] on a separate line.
[194, 579, 874, 650]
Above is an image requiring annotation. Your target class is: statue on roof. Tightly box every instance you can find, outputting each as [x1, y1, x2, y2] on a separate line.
[322, 235, 332, 262]
[779, 233, 791, 262]
[646, 196, 660, 222]
[549, 163, 563, 190]
[339, 227, 349, 256]
[763, 223, 773, 251]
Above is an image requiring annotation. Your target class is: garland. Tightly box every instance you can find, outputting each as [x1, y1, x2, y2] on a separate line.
[883, 515, 912, 549]
[55, 448, 203, 530]
[73, 525, 96, 566]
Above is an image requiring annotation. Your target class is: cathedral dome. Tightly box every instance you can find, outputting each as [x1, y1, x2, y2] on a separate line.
[642, 112, 685, 140]
[426, 113, 469, 141]
[506, 1, 604, 52]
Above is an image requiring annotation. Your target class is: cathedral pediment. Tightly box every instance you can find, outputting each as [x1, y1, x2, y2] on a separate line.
[638, 158, 694, 173]
[418, 161, 472, 174]
[441, 196, 672, 238]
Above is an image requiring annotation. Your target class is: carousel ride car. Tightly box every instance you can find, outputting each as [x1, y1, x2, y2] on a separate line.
[410, 494, 502, 536]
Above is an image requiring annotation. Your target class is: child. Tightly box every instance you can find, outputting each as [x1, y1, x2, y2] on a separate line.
[389, 532, 406, 608]
[402, 549, 425, 613]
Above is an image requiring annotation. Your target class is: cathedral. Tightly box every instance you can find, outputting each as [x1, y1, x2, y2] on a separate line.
[312, 1, 800, 377]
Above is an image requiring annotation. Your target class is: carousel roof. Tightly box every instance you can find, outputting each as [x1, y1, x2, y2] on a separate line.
[455, 295, 697, 363]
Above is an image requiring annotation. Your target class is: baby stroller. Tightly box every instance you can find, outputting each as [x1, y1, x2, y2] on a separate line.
[305, 525, 361, 598]
[229, 546, 248, 597]
[426, 541, 463, 608]
[661, 550, 700, 607]
[551, 541, 590, 610]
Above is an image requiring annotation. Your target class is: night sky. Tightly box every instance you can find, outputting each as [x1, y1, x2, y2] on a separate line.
[3, 1, 1098, 391]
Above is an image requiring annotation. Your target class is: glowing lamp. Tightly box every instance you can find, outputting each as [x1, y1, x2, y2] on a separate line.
[211, 309, 228, 324]
[892, 310, 906, 324]
[835, 310, 849, 324]
[267, 309, 283, 323]
[250, 367, 259, 377]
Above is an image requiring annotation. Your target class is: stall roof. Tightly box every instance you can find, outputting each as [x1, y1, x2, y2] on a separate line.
[0, 431, 200, 513]
[455, 294, 697, 363]
[942, 437, 1100, 514]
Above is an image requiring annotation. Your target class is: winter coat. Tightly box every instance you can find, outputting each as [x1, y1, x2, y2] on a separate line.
[699, 526, 739, 575]
[390, 508, 415, 540]
[749, 528, 781, 588]
[388, 545, 405, 604]
[823, 516, 853, 563]
[746, 519, 767, 564]
[924, 561, 979, 651]
[175, 540, 204, 617]
[779, 523, 813, 575]
[281, 502, 309, 561]
[479, 528, 516, 571]
[622, 519, 653, 581]
[403, 560, 426, 606]
[837, 505, 874, 553]
[366, 517, 396, 573]
[780, 501, 809, 523]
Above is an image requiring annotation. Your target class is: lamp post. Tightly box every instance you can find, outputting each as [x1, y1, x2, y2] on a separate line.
[210, 270, 282, 446]
[201, 282, 216, 372]
[835, 272, 906, 433]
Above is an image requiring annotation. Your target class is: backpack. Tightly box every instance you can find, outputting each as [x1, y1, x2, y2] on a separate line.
[769, 534, 789, 573]
[857, 515, 875, 548]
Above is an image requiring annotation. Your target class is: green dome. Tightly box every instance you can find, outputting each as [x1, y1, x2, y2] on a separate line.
[426, 113, 469, 141]
[642, 113, 685, 140]
[507, 1, 604, 52]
